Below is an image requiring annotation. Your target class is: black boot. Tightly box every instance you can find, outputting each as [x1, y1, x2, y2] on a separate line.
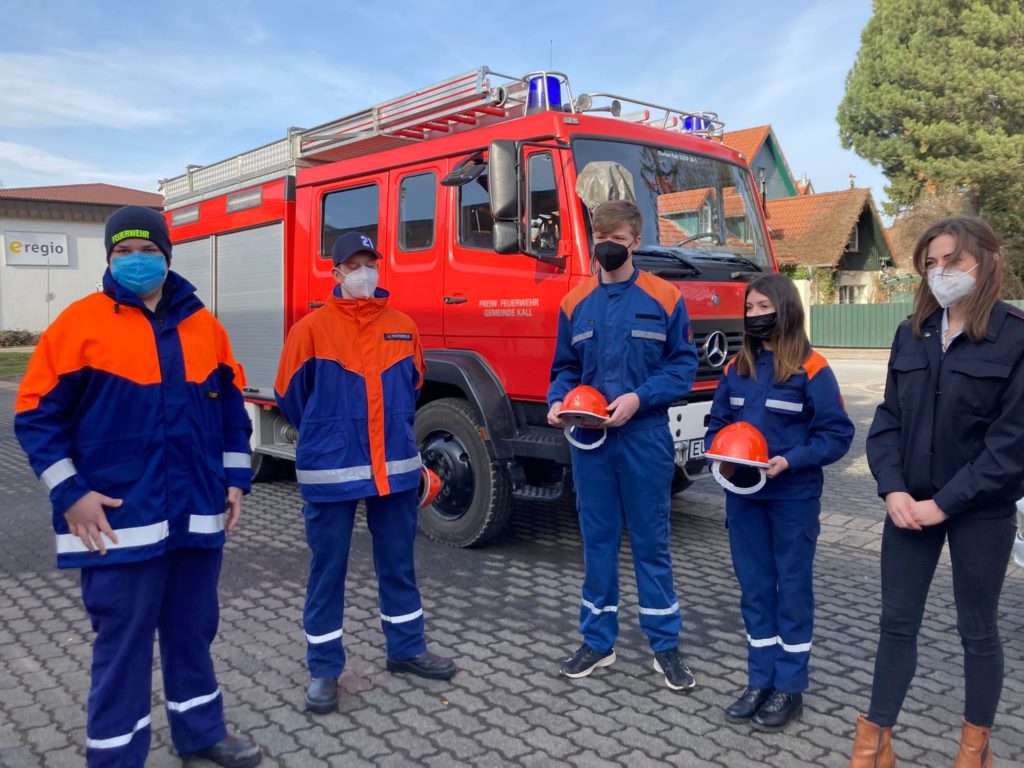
[304, 677, 339, 714]
[183, 734, 262, 768]
[752, 691, 803, 731]
[724, 687, 772, 723]
[386, 651, 457, 680]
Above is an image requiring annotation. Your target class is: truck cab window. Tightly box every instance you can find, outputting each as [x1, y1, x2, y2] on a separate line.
[458, 171, 494, 250]
[399, 172, 436, 251]
[527, 152, 560, 256]
[321, 183, 379, 258]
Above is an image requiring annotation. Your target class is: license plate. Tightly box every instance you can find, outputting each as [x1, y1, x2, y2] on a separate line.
[688, 438, 705, 460]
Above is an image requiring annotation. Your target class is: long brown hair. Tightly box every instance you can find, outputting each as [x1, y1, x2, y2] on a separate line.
[910, 217, 1002, 340]
[735, 274, 811, 383]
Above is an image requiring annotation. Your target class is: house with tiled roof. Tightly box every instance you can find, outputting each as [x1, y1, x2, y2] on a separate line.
[766, 188, 895, 304]
[1, 183, 161, 331]
[722, 125, 800, 200]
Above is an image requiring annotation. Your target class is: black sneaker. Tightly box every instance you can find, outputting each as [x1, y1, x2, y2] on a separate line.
[724, 686, 772, 723]
[560, 643, 616, 678]
[182, 734, 262, 768]
[752, 691, 803, 731]
[653, 648, 696, 691]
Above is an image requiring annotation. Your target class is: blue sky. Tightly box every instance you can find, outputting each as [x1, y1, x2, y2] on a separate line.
[0, 0, 887, 209]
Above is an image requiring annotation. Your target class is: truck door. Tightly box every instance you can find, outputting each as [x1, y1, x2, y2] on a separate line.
[311, 174, 388, 309]
[385, 163, 446, 345]
[442, 147, 572, 402]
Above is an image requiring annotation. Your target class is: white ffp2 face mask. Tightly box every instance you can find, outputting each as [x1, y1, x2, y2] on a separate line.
[341, 265, 379, 299]
[927, 264, 977, 308]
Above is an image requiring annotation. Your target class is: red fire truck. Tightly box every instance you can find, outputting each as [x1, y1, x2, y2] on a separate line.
[160, 66, 778, 547]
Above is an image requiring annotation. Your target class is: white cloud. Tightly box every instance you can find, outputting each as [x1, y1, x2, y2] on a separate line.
[0, 52, 180, 129]
[0, 142, 159, 190]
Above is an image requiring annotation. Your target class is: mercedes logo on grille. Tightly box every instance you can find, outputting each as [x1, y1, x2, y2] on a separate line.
[703, 330, 729, 369]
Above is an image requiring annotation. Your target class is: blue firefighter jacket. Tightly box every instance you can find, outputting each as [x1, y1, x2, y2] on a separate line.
[274, 286, 424, 503]
[547, 268, 698, 431]
[15, 270, 253, 569]
[705, 349, 854, 500]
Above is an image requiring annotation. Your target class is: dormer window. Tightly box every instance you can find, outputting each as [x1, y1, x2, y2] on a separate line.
[847, 225, 860, 253]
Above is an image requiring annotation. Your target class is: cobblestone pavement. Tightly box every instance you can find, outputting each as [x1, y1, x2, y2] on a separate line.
[2, 361, 1023, 767]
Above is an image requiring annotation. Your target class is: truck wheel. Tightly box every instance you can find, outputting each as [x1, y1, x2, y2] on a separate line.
[251, 452, 282, 483]
[415, 398, 512, 547]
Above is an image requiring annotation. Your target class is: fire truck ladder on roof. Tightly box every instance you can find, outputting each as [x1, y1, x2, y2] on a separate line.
[160, 66, 536, 207]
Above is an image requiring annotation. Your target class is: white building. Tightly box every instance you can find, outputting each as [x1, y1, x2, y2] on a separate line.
[0, 184, 162, 332]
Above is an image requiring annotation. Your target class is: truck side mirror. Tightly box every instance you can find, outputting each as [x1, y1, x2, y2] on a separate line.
[488, 140, 519, 221]
[492, 221, 520, 255]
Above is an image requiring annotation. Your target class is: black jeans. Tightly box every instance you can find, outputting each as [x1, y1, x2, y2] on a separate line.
[867, 512, 1016, 727]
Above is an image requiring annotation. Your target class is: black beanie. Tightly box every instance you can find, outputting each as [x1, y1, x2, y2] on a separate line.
[104, 205, 172, 262]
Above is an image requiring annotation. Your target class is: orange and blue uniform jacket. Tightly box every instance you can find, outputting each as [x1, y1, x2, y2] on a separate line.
[14, 270, 253, 569]
[548, 269, 698, 428]
[274, 286, 424, 502]
[705, 350, 854, 499]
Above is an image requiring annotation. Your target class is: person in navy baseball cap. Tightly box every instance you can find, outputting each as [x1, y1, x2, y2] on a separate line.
[331, 231, 383, 265]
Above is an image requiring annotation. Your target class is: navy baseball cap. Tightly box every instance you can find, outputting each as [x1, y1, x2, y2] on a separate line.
[332, 231, 382, 266]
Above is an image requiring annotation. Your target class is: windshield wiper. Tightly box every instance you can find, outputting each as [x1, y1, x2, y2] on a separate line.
[685, 252, 762, 272]
[632, 247, 700, 275]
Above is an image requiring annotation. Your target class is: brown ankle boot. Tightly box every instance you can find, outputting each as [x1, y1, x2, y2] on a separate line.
[848, 713, 896, 768]
[954, 720, 992, 768]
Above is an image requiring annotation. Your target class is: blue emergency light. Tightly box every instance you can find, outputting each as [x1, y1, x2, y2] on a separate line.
[683, 112, 714, 134]
[527, 75, 563, 114]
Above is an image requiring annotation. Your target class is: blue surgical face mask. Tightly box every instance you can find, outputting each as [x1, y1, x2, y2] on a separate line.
[110, 252, 167, 295]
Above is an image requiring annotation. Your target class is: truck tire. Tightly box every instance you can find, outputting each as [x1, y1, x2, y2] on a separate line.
[415, 398, 512, 547]
[251, 452, 282, 483]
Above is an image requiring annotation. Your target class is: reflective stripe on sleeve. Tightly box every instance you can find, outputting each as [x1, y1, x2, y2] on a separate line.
[571, 330, 594, 345]
[223, 452, 250, 469]
[729, 397, 745, 407]
[56, 521, 170, 554]
[189, 514, 225, 534]
[41, 458, 77, 490]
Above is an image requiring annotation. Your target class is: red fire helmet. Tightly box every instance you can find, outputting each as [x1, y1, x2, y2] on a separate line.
[418, 466, 442, 509]
[560, 384, 610, 451]
[704, 421, 771, 495]
[559, 385, 610, 428]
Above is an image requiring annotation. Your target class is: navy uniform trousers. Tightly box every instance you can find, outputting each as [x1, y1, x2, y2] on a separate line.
[80, 547, 225, 767]
[302, 488, 427, 677]
[726, 495, 820, 694]
[571, 424, 681, 653]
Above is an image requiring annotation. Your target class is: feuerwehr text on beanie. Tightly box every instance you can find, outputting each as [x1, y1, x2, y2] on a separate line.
[104, 206, 172, 262]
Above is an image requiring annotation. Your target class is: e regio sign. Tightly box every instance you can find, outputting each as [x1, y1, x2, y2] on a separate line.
[4, 231, 70, 266]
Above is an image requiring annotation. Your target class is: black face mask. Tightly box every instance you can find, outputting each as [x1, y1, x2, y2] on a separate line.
[744, 312, 778, 341]
[594, 240, 630, 272]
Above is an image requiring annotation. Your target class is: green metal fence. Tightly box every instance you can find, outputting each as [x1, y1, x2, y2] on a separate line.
[811, 300, 1024, 348]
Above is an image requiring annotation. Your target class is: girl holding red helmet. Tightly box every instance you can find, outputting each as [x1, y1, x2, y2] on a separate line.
[704, 274, 854, 731]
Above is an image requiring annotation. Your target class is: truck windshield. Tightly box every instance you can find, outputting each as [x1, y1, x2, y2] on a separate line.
[573, 138, 770, 270]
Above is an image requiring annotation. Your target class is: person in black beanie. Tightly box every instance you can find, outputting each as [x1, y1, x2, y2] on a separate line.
[15, 205, 263, 768]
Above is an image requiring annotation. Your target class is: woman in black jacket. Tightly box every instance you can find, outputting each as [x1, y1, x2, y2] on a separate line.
[849, 218, 1024, 768]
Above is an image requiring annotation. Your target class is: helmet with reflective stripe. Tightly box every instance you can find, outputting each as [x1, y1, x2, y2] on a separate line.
[705, 421, 771, 495]
[560, 385, 610, 450]
[418, 466, 442, 509]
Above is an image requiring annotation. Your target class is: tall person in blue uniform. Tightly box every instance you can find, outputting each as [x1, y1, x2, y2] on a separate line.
[275, 232, 456, 716]
[705, 274, 853, 731]
[547, 200, 699, 689]
[14, 206, 262, 768]
[848, 218, 1024, 768]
